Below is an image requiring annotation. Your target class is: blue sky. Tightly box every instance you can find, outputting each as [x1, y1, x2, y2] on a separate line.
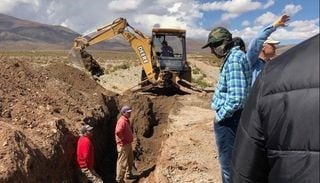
[0, 0, 319, 44]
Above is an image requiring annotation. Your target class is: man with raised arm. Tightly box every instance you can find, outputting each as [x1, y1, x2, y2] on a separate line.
[247, 14, 290, 85]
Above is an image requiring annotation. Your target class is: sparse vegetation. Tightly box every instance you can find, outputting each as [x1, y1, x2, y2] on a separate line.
[87, 50, 137, 61]
[188, 54, 222, 67]
[191, 65, 213, 89]
[192, 67, 201, 75]
[193, 78, 209, 88]
[111, 62, 130, 72]
[192, 75, 211, 88]
[0, 50, 68, 57]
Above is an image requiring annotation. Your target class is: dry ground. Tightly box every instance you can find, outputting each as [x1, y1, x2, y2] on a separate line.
[0, 50, 222, 182]
[95, 52, 222, 183]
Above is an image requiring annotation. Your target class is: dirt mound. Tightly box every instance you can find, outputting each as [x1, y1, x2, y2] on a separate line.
[0, 50, 222, 182]
[0, 56, 179, 182]
[0, 57, 116, 181]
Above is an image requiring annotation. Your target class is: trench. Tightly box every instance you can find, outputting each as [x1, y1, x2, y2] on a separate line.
[0, 58, 183, 182]
[0, 52, 221, 182]
[84, 92, 177, 182]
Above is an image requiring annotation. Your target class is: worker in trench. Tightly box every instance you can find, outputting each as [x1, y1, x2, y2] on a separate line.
[115, 105, 136, 183]
[76, 123, 103, 183]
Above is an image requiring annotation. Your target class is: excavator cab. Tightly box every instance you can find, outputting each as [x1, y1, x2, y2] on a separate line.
[151, 28, 191, 83]
[152, 28, 187, 71]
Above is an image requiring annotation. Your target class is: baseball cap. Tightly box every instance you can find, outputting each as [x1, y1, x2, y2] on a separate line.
[81, 124, 94, 134]
[121, 105, 132, 113]
[264, 37, 280, 45]
[84, 124, 93, 131]
[202, 27, 232, 49]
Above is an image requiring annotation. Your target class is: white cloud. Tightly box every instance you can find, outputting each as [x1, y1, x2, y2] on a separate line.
[263, 0, 275, 9]
[233, 18, 319, 43]
[157, 0, 177, 4]
[200, 0, 261, 14]
[168, 2, 182, 13]
[131, 2, 205, 39]
[44, 1, 111, 34]
[282, 4, 302, 16]
[0, 0, 41, 15]
[200, 0, 276, 21]
[269, 27, 318, 42]
[0, 0, 38, 12]
[134, 14, 185, 29]
[221, 13, 240, 21]
[289, 19, 319, 33]
[0, 0, 317, 44]
[254, 12, 278, 25]
[108, 0, 143, 12]
[242, 20, 250, 26]
[232, 25, 263, 41]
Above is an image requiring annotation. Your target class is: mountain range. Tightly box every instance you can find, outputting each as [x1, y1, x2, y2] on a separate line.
[0, 13, 291, 54]
[0, 13, 207, 52]
[0, 13, 78, 50]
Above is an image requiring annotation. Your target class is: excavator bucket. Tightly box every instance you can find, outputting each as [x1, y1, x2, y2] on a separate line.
[68, 47, 105, 77]
[68, 47, 85, 70]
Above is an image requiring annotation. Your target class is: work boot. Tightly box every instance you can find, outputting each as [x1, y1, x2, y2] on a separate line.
[125, 173, 137, 180]
[116, 179, 125, 183]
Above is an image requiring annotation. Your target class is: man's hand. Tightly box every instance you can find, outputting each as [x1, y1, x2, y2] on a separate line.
[273, 14, 290, 27]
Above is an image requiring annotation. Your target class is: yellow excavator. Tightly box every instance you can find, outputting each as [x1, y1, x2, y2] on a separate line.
[70, 17, 202, 94]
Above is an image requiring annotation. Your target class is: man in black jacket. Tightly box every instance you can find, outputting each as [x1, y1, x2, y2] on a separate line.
[230, 34, 319, 183]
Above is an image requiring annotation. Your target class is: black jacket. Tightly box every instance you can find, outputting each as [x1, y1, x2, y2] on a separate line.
[231, 34, 319, 183]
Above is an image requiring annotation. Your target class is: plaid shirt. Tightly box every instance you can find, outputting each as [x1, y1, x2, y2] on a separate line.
[212, 46, 252, 121]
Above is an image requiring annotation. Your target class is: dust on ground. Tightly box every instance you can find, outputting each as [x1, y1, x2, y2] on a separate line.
[149, 94, 221, 183]
[0, 52, 221, 182]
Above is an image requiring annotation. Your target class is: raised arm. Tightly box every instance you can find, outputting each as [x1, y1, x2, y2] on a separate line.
[246, 15, 290, 68]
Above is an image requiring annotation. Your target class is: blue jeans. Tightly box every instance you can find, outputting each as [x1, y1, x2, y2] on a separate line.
[214, 110, 242, 183]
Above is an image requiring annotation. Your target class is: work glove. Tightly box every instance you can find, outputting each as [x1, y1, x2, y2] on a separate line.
[273, 14, 290, 28]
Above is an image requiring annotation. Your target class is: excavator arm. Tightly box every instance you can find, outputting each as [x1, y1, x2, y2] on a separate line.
[70, 17, 205, 94]
[72, 18, 156, 84]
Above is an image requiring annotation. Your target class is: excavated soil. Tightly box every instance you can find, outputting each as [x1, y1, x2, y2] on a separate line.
[0, 54, 220, 182]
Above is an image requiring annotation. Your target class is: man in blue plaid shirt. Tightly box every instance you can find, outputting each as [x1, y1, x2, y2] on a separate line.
[202, 27, 251, 183]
